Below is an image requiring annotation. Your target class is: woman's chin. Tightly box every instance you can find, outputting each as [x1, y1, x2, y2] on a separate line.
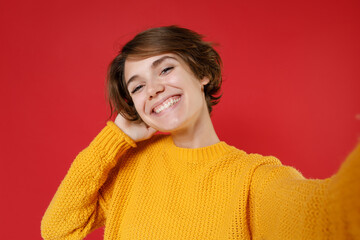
[152, 125, 179, 134]
[150, 122, 183, 134]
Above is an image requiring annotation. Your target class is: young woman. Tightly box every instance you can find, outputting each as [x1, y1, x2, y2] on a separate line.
[41, 26, 360, 239]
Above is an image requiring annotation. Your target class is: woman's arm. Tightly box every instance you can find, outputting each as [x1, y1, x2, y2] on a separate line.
[327, 143, 360, 238]
[41, 121, 136, 240]
[249, 144, 360, 239]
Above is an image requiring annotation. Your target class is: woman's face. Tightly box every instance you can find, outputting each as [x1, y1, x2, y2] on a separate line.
[124, 53, 210, 133]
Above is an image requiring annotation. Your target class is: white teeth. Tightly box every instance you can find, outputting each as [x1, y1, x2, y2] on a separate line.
[154, 97, 180, 114]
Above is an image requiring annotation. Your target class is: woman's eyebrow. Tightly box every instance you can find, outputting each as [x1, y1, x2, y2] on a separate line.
[126, 56, 177, 87]
[126, 75, 139, 88]
[151, 55, 177, 68]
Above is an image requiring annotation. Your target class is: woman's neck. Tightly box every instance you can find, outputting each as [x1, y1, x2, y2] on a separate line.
[171, 108, 220, 149]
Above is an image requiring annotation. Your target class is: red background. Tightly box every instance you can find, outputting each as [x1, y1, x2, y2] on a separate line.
[1, 0, 359, 239]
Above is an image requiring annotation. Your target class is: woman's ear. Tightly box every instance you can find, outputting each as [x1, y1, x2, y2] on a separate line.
[200, 77, 210, 86]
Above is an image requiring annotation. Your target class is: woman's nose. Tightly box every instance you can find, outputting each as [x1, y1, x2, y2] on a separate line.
[147, 78, 165, 99]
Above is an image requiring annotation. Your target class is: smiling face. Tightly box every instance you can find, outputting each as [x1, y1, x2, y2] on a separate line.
[124, 53, 210, 133]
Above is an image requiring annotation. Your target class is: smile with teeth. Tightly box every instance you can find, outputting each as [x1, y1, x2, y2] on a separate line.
[153, 96, 181, 114]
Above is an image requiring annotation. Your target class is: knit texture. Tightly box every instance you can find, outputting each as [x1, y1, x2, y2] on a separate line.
[41, 121, 360, 239]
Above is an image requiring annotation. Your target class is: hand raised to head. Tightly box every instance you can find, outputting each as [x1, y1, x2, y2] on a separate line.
[114, 114, 157, 142]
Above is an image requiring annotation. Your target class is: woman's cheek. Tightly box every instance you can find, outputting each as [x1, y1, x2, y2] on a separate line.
[137, 96, 148, 116]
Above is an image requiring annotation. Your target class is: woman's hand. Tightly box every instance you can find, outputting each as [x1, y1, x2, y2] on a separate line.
[114, 114, 157, 142]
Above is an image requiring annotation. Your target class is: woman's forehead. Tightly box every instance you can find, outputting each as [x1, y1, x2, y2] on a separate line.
[124, 53, 181, 81]
[126, 53, 180, 65]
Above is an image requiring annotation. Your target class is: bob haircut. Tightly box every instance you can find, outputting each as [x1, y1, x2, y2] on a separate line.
[107, 25, 223, 122]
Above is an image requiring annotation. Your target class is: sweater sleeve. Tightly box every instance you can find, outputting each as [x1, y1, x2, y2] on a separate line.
[41, 121, 136, 240]
[249, 144, 360, 240]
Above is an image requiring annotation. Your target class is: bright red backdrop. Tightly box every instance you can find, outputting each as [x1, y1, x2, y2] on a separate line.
[0, 0, 359, 239]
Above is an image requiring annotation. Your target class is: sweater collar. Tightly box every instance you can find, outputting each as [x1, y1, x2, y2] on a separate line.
[162, 135, 236, 164]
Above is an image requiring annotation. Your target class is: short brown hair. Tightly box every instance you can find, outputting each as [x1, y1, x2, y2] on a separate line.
[107, 25, 222, 121]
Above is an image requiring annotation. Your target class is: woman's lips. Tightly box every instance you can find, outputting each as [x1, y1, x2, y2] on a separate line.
[152, 95, 181, 114]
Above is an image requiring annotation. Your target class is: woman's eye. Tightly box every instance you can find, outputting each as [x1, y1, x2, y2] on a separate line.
[161, 67, 174, 75]
[131, 85, 143, 94]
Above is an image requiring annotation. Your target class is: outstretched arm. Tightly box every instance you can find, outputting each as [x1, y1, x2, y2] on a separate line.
[249, 144, 360, 239]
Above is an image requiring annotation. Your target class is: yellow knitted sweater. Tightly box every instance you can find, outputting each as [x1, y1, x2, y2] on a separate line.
[41, 121, 360, 239]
